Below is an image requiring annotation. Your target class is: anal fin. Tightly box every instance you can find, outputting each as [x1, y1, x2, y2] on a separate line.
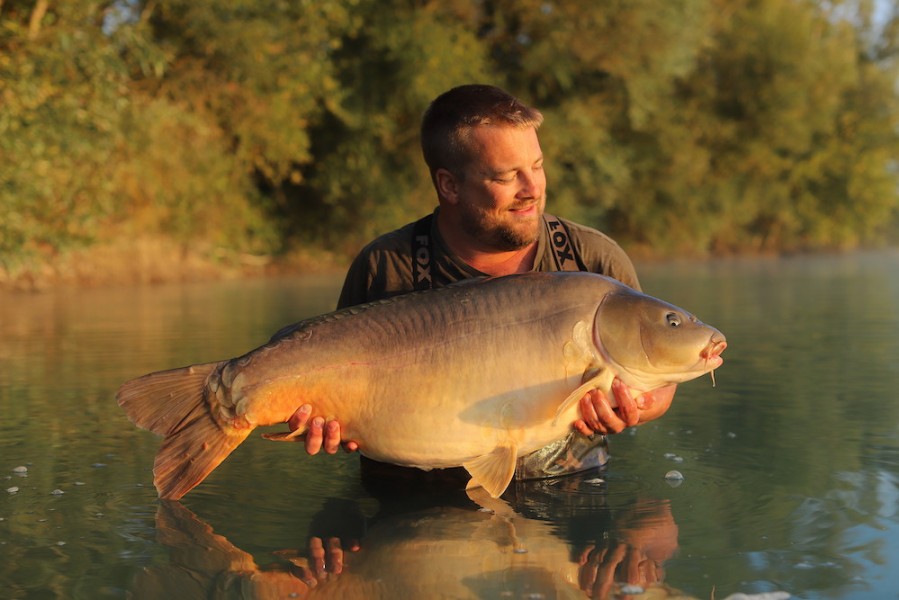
[463, 443, 518, 498]
[261, 428, 307, 442]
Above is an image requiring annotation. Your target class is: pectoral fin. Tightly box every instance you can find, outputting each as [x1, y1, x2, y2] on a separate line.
[463, 443, 518, 498]
[552, 369, 617, 426]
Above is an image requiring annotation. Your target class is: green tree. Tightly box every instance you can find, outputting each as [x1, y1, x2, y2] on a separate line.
[282, 0, 493, 249]
[693, 0, 899, 252]
[0, 0, 279, 275]
[0, 1, 130, 263]
[2, 0, 898, 283]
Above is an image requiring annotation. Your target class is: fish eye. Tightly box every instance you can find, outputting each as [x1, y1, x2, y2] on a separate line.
[666, 312, 681, 327]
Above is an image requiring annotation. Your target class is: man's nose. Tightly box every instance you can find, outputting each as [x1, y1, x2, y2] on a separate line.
[518, 169, 543, 198]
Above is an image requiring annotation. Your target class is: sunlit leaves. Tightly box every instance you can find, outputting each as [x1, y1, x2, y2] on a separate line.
[1, 0, 897, 271]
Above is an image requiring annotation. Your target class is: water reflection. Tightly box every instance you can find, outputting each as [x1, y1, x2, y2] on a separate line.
[2, 252, 898, 598]
[134, 486, 684, 600]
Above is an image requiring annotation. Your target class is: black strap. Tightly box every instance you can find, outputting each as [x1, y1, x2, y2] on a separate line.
[411, 213, 434, 291]
[411, 212, 586, 291]
[544, 214, 587, 272]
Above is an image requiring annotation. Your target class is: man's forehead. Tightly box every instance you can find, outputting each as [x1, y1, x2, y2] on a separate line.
[467, 125, 541, 155]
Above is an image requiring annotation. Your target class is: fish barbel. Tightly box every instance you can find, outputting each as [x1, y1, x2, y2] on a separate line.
[117, 272, 726, 500]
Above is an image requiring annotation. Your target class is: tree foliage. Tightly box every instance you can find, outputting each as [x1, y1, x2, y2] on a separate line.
[2, 0, 898, 275]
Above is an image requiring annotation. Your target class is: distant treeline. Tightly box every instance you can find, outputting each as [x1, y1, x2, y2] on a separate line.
[3, 0, 899, 274]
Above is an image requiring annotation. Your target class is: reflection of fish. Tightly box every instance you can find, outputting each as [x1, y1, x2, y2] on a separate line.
[135, 497, 786, 600]
[117, 272, 726, 500]
[134, 494, 660, 600]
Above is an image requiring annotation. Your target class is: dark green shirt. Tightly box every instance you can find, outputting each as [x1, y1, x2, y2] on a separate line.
[338, 210, 640, 308]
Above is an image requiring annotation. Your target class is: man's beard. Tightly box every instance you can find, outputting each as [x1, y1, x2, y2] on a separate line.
[460, 202, 543, 251]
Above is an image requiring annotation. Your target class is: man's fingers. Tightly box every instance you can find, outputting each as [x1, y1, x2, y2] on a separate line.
[611, 379, 640, 427]
[295, 409, 353, 455]
[305, 417, 325, 455]
[289, 404, 312, 432]
[308, 537, 326, 579]
[593, 544, 626, 599]
[591, 389, 627, 434]
[579, 394, 602, 432]
[573, 418, 594, 437]
[577, 546, 602, 592]
[323, 420, 341, 454]
[326, 537, 344, 575]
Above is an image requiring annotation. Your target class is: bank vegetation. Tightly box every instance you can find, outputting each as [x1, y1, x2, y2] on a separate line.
[2, 0, 899, 289]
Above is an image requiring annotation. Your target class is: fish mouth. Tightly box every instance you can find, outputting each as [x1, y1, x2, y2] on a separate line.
[700, 338, 727, 370]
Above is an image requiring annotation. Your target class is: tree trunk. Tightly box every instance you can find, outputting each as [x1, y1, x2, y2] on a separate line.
[28, 0, 49, 40]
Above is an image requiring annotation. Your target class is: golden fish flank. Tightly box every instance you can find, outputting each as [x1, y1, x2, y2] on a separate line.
[116, 271, 727, 501]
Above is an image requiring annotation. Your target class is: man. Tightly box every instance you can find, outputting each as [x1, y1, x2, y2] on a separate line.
[290, 84, 676, 483]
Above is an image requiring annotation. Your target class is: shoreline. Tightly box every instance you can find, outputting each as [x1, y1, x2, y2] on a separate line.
[2, 236, 892, 294]
[0, 237, 348, 293]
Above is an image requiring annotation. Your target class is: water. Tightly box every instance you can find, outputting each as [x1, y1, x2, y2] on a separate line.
[1, 252, 897, 599]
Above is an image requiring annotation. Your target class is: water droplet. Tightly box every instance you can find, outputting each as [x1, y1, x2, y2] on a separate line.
[51, 489, 64, 496]
[6, 487, 18, 494]
[664, 470, 684, 481]
[12, 466, 27, 474]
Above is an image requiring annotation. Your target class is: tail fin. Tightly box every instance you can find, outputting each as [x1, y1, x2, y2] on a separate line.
[117, 362, 252, 500]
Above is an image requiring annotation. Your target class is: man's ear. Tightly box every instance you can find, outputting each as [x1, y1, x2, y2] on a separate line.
[435, 168, 460, 205]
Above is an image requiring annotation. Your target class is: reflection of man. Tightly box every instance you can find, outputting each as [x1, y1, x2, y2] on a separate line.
[295, 488, 680, 596]
[291, 84, 676, 484]
[575, 500, 679, 597]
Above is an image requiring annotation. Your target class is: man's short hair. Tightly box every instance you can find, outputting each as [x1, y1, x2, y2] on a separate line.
[421, 84, 544, 181]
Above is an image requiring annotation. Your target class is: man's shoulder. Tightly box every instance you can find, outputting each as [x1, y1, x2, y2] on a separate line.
[338, 217, 429, 308]
[551, 215, 623, 250]
[356, 220, 420, 259]
[544, 215, 640, 289]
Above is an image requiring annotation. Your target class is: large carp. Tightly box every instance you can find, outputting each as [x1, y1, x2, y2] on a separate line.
[117, 272, 726, 500]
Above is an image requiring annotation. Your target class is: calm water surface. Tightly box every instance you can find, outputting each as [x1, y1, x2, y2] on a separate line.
[1, 253, 897, 599]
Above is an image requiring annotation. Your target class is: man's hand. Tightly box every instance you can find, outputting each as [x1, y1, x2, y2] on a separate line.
[285, 536, 361, 589]
[289, 404, 359, 455]
[574, 379, 676, 436]
[577, 499, 678, 597]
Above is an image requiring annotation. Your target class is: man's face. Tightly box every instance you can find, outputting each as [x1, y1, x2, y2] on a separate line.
[453, 125, 547, 251]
